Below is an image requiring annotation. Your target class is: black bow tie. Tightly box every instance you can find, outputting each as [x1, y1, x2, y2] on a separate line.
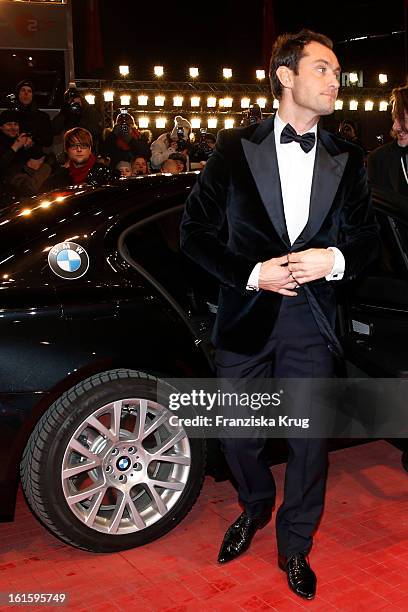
[280, 123, 316, 153]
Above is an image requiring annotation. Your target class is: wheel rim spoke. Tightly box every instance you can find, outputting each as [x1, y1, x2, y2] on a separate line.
[85, 415, 118, 443]
[84, 487, 107, 526]
[145, 482, 168, 515]
[152, 454, 190, 466]
[111, 400, 123, 441]
[142, 411, 169, 439]
[148, 479, 184, 491]
[66, 481, 107, 506]
[125, 493, 146, 529]
[133, 398, 148, 440]
[62, 458, 101, 479]
[108, 491, 127, 534]
[68, 438, 96, 461]
[155, 429, 186, 455]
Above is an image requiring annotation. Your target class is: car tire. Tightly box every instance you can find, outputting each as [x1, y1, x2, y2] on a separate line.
[402, 449, 408, 473]
[20, 369, 206, 552]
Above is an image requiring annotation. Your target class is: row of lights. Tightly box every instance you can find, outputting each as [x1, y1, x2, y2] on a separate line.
[85, 92, 390, 113]
[335, 99, 389, 111]
[119, 65, 266, 81]
[88, 92, 270, 108]
[130, 117, 236, 129]
[118, 65, 390, 85]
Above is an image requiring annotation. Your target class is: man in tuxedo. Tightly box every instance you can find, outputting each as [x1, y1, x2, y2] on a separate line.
[368, 85, 408, 196]
[180, 29, 378, 600]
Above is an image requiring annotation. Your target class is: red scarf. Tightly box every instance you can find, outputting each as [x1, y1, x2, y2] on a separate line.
[69, 154, 96, 184]
[116, 127, 141, 151]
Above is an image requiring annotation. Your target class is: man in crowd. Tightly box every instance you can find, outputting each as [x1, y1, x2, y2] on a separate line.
[368, 85, 408, 196]
[131, 156, 149, 176]
[102, 111, 150, 170]
[14, 80, 53, 150]
[0, 110, 32, 177]
[44, 127, 112, 189]
[180, 29, 378, 600]
[150, 115, 191, 171]
[161, 152, 187, 174]
[52, 87, 103, 154]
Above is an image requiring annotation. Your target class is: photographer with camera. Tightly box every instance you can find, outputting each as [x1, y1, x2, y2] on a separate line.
[0, 110, 33, 176]
[102, 111, 150, 170]
[190, 129, 216, 165]
[150, 115, 191, 172]
[7, 80, 53, 150]
[52, 87, 103, 154]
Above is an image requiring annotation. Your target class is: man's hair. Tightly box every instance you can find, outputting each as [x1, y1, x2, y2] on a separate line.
[390, 85, 408, 133]
[64, 127, 93, 151]
[269, 29, 333, 99]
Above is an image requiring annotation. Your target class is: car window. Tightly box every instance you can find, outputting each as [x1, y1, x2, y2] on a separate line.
[120, 205, 219, 314]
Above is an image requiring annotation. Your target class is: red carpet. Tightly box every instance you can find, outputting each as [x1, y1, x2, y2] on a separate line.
[0, 441, 408, 611]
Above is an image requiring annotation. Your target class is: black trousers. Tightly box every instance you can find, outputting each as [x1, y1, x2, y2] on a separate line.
[215, 290, 334, 557]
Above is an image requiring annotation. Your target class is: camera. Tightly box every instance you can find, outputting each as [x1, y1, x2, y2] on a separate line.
[68, 101, 82, 115]
[190, 129, 215, 163]
[176, 127, 188, 151]
[5, 93, 20, 112]
[241, 103, 263, 127]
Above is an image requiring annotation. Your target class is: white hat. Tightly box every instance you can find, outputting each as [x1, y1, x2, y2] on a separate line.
[170, 115, 192, 140]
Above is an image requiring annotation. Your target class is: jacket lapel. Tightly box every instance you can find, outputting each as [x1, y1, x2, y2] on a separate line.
[292, 129, 349, 248]
[241, 116, 290, 248]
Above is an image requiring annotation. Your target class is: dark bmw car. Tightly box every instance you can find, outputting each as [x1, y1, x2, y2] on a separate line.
[0, 175, 406, 553]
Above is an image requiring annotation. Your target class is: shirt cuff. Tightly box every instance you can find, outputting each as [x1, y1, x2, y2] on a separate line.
[246, 262, 262, 290]
[325, 247, 345, 281]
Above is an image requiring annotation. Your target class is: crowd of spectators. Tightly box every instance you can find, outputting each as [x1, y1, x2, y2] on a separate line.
[0, 81, 218, 207]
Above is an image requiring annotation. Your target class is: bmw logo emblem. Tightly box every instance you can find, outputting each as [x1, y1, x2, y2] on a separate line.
[48, 241, 89, 280]
[117, 457, 131, 472]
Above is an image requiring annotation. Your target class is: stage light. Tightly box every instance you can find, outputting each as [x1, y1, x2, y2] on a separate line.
[223, 68, 232, 79]
[155, 95, 165, 106]
[223, 97, 233, 108]
[138, 95, 148, 106]
[379, 73, 388, 84]
[103, 90, 114, 102]
[154, 65, 164, 77]
[120, 94, 131, 106]
[207, 96, 217, 107]
[173, 96, 183, 106]
[257, 97, 266, 109]
[208, 117, 218, 129]
[191, 96, 200, 107]
[189, 67, 199, 78]
[335, 99, 343, 110]
[138, 117, 150, 128]
[191, 117, 201, 128]
[349, 72, 358, 84]
[256, 69, 265, 80]
[156, 117, 167, 128]
[273, 99, 279, 109]
[241, 97, 250, 109]
[224, 118, 235, 129]
[379, 100, 388, 111]
[349, 99, 358, 110]
[84, 94, 95, 105]
[119, 65, 129, 77]
[365, 100, 374, 111]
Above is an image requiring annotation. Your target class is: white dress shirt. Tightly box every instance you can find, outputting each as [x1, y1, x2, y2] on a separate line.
[247, 113, 345, 289]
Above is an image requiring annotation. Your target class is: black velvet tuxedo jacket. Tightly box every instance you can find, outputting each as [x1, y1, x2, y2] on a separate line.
[180, 115, 379, 358]
[367, 140, 408, 197]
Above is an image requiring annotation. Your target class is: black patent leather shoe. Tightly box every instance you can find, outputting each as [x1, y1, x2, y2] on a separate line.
[278, 552, 316, 600]
[217, 512, 270, 564]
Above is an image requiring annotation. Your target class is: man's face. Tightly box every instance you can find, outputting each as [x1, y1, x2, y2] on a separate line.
[161, 159, 181, 174]
[284, 41, 340, 118]
[132, 157, 148, 175]
[392, 109, 408, 147]
[67, 140, 92, 165]
[18, 86, 33, 106]
[0, 121, 19, 138]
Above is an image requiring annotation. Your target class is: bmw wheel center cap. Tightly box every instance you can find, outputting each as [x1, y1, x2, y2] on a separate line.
[117, 457, 131, 472]
[48, 242, 89, 280]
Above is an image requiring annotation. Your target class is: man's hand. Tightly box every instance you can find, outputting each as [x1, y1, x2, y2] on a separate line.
[288, 248, 334, 284]
[11, 134, 32, 152]
[258, 255, 298, 296]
